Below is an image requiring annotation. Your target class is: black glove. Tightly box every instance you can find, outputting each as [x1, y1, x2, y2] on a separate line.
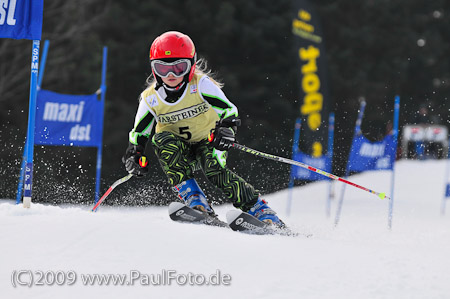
[122, 144, 149, 177]
[209, 116, 241, 151]
[217, 116, 241, 133]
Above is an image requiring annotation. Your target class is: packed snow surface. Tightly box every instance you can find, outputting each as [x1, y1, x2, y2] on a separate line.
[1, 160, 450, 299]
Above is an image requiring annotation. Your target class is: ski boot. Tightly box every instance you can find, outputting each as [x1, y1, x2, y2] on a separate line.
[173, 179, 214, 214]
[247, 198, 285, 227]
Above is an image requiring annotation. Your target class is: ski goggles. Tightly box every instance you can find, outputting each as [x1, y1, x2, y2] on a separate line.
[151, 59, 191, 78]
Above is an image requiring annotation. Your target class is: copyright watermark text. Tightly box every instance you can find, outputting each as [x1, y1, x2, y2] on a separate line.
[11, 270, 232, 287]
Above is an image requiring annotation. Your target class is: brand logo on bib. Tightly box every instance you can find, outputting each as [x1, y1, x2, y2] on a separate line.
[158, 102, 209, 124]
[146, 95, 158, 107]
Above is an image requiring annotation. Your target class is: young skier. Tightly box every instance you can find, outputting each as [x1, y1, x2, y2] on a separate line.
[122, 31, 284, 227]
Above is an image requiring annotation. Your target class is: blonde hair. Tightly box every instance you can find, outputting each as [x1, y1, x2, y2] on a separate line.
[145, 57, 223, 89]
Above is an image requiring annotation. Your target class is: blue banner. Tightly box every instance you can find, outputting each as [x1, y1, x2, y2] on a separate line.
[446, 184, 450, 198]
[34, 90, 103, 147]
[0, 0, 43, 40]
[347, 134, 396, 172]
[291, 152, 332, 181]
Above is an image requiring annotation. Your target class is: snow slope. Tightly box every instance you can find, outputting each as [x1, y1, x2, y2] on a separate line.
[1, 160, 450, 299]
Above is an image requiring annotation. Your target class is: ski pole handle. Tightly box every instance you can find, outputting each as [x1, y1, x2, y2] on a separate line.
[231, 142, 390, 200]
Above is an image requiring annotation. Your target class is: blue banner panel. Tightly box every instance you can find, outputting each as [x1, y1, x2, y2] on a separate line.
[446, 184, 450, 198]
[34, 90, 103, 147]
[347, 134, 396, 172]
[291, 152, 331, 181]
[0, 0, 43, 40]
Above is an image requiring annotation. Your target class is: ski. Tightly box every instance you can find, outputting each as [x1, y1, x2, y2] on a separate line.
[169, 202, 305, 237]
[226, 210, 299, 237]
[168, 202, 228, 228]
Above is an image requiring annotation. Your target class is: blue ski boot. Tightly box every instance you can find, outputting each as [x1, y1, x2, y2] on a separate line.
[247, 198, 284, 227]
[173, 179, 213, 214]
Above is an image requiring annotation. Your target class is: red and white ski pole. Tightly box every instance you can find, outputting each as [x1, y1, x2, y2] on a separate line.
[91, 156, 148, 212]
[91, 174, 133, 212]
[232, 143, 390, 200]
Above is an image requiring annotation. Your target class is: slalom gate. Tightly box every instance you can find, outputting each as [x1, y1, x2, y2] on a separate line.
[16, 41, 108, 206]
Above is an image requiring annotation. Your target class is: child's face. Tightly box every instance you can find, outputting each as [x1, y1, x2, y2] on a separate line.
[162, 74, 183, 87]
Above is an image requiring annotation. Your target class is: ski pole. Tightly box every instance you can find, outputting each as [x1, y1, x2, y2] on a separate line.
[91, 156, 148, 212]
[231, 143, 390, 200]
[91, 173, 133, 212]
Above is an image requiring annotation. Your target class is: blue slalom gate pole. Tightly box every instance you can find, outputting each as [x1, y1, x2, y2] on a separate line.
[442, 138, 450, 215]
[326, 112, 335, 217]
[94, 46, 108, 203]
[334, 100, 366, 226]
[16, 40, 49, 204]
[37, 40, 50, 88]
[22, 40, 41, 208]
[388, 95, 400, 229]
[286, 118, 301, 216]
[16, 150, 27, 204]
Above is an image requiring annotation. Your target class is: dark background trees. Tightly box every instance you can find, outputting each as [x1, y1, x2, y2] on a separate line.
[0, 0, 448, 205]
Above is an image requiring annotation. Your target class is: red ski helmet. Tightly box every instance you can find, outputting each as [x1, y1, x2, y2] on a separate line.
[149, 31, 197, 82]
